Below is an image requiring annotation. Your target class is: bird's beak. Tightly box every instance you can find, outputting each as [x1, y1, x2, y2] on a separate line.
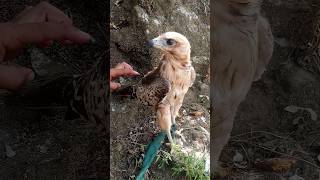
[148, 37, 166, 49]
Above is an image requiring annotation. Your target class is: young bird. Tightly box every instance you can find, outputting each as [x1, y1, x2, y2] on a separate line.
[137, 32, 196, 144]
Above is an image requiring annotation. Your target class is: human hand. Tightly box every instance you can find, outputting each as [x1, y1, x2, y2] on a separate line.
[0, 2, 94, 91]
[110, 62, 140, 92]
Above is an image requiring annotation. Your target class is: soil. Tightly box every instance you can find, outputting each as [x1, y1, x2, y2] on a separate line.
[0, 0, 108, 180]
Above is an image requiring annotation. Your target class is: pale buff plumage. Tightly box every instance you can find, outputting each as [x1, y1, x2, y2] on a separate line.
[212, 0, 274, 174]
[142, 32, 196, 143]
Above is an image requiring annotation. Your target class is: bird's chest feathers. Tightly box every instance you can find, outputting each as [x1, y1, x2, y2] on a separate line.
[160, 61, 191, 96]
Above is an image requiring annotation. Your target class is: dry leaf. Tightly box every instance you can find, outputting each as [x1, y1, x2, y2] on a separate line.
[5, 144, 16, 158]
[190, 111, 204, 117]
[255, 158, 296, 173]
[284, 105, 300, 113]
[284, 105, 317, 121]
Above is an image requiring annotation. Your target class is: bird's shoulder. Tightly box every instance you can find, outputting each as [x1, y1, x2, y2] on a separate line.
[190, 66, 196, 86]
[136, 62, 171, 106]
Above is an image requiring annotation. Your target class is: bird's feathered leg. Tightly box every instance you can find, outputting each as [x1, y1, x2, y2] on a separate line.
[254, 16, 274, 81]
[170, 106, 176, 125]
[157, 103, 173, 144]
[170, 106, 177, 136]
[211, 104, 237, 176]
[170, 97, 184, 134]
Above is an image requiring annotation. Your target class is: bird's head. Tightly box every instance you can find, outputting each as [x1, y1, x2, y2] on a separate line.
[148, 32, 191, 62]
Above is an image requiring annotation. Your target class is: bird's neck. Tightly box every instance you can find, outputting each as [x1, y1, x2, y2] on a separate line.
[163, 52, 191, 67]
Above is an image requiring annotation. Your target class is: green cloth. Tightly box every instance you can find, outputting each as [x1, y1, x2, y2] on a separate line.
[136, 132, 166, 180]
[136, 124, 177, 180]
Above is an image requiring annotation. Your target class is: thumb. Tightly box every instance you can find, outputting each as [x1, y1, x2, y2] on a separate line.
[110, 82, 121, 92]
[0, 65, 35, 91]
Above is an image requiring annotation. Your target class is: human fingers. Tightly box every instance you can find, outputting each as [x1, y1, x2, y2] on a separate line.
[114, 62, 134, 70]
[0, 64, 35, 91]
[110, 68, 140, 80]
[110, 82, 121, 91]
[12, 2, 72, 25]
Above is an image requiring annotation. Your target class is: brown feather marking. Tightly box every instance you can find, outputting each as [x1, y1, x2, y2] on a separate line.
[172, 64, 176, 71]
[230, 69, 237, 90]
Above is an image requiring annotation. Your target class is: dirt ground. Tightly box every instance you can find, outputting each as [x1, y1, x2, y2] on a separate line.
[220, 0, 320, 179]
[0, 0, 108, 179]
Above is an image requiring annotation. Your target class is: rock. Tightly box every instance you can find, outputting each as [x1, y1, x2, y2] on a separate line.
[5, 144, 16, 158]
[30, 48, 70, 76]
[134, 6, 149, 23]
[233, 151, 244, 163]
[198, 81, 209, 95]
[198, 95, 209, 109]
[289, 175, 304, 180]
[133, 0, 209, 76]
[39, 145, 48, 154]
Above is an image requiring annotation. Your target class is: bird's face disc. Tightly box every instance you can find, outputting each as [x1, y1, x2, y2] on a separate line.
[149, 32, 191, 57]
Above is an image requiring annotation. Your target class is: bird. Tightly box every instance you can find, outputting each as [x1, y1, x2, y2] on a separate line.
[212, 0, 274, 175]
[145, 32, 195, 144]
[116, 32, 196, 144]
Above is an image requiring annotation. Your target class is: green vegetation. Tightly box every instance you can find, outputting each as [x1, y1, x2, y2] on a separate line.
[155, 145, 209, 180]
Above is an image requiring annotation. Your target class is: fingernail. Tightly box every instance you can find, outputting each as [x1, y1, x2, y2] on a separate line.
[133, 70, 140, 75]
[74, 30, 93, 41]
[90, 37, 96, 43]
[27, 71, 35, 81]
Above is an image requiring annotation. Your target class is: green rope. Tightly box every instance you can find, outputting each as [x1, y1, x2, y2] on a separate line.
[136, 125, 176, 180]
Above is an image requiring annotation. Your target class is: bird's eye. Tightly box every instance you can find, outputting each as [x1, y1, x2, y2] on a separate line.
[166, 39, 175, 46]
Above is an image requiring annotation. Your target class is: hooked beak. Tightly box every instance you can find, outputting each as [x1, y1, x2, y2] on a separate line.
[147, 37, 165, 49]
[147, 40, 154, 47]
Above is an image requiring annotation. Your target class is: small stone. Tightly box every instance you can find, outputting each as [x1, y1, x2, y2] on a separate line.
[39, 145, 48, 154]
[5, 144, 16, 158]
[233, 151, 244, 163]
[289, 175, 304, 180]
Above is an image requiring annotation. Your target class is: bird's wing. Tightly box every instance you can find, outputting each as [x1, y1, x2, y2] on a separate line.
[137, 62, 170, 106]
[190, 66, 196, 87]
[254, 16, 274, 81]
[141, 65, 161, 85]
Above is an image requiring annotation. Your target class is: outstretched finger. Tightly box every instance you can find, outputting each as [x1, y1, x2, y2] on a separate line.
[114, 62, 133, 70]
[110, 82, 121, 91]
[0, 64, 35, 91]
[36, 1, 73, 25]
[12, 2, 73, 25]
[110, 68, 140, 80]
[6, 22, 93, 45]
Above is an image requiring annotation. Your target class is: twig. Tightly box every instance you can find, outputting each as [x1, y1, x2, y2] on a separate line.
[231, 140, 320, 169]
[231, 130, 290, 140]
[240, 143, 250, 167]
[130, 133, 150, 137]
